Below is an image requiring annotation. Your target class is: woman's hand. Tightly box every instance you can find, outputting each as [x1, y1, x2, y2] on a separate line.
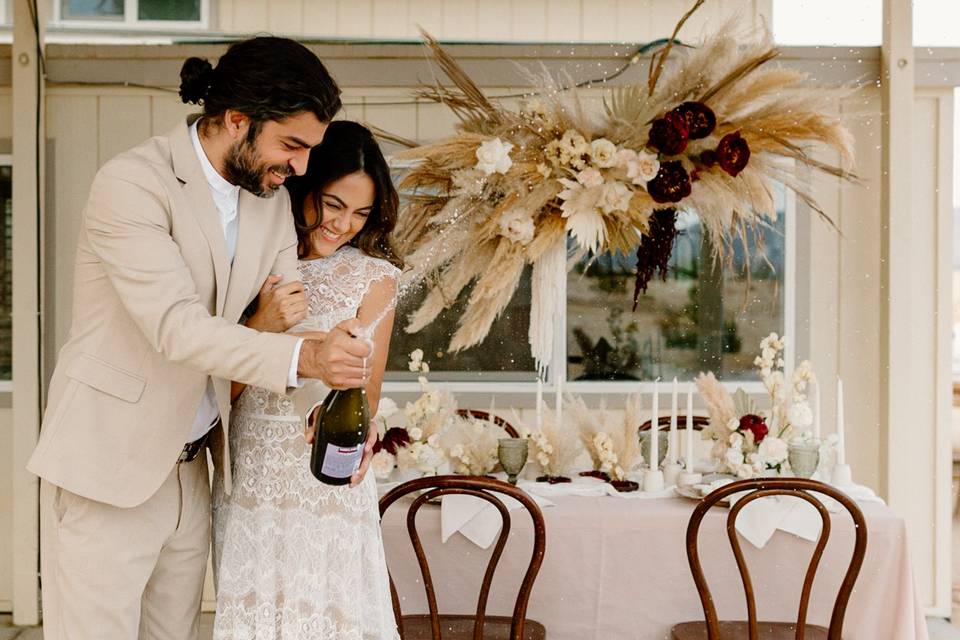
[246, 274, 308, 333]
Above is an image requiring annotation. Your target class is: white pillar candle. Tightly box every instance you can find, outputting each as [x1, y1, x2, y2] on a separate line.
[836, 377, 845, 465]
[535, 376, 543, 432]
[650, 380, 659, 470]
[813, 378, 821, 440]
[686, 386, 695, 473]
[555, 373, 563, 428]
[669, 378, 679, 464]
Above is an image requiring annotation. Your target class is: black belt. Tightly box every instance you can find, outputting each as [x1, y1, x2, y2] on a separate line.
[178, 432, 209, 464]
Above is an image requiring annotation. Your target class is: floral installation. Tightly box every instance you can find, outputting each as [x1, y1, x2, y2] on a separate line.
[696, 333, 816, 478]
[389, 1, 857, 373]
[567, 394, 644, 490]
[438, 414, 509, 476]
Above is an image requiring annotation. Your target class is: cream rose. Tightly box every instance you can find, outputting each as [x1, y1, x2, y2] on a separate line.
[475, 138, 514, 175]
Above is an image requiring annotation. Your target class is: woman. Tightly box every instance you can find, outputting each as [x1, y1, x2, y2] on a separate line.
[212, 121, 403, 639]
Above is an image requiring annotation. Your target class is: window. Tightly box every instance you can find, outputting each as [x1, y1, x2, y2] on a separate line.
[56, 0, 206, 28]
[773, 0, 880, 46]
[386, 181, 794, 387]
[0, 156, 10, 382]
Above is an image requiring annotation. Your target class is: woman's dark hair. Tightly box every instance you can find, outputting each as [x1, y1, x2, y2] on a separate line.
[285, 121, 403, 269]
[179, 37, 341, 137]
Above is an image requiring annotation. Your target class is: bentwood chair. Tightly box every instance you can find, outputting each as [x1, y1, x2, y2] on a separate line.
[639, 415, 710, 431]
[379, 475, 547, 640]
[671, 478, 868, 640]
[457, 409, 521, 438]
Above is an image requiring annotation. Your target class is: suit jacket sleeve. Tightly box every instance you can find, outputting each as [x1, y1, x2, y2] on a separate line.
[272, 202, 301, 286]
[82, 165, 299, 394]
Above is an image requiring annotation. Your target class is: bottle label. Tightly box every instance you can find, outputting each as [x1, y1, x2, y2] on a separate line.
[321, 443, 364, 479]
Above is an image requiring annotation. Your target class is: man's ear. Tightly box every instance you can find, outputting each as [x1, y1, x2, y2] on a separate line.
[222, 109, 250, 140]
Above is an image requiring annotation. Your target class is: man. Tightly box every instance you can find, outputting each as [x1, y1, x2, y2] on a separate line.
[27, 37, 373, 639]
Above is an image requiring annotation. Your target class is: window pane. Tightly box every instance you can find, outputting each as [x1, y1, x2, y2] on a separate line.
[567, 189, 788, 383]
[61, 0, 123, 20]
[385, 268, 537, 382]
[138, 0, 201, 22]
[0, 166, 11, 380]
[773, 0, 880, 45]
[914, 0, 960, 46]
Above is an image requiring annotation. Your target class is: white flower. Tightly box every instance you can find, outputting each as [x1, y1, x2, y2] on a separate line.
[577, 167, 604, 188]
[615, 148, 638, 167]
[536, 163, 552, 178]
[728, 432, 744, 448]
[625, 151, 660, 184]
[427, 434, 441, 448]
[560, 130, 589, 156]
[408, 427, 423, 441]
[597, 181, 632, 214]
[371, 451, 396, 480]
[475, 138, 514, 175]
[589, 138, 618, 168]
[522, 98, 552, 124]
[409, 348, 424, 364]
[544, 140, 564, 166]
[497, 207, 536, 245]
[376, 397, 399, 420]
[421, 362, 430, 374]
[726, 418, 741, 431]
[418, 376, 429, 387]
[786, 402, 813, 429]
[725, 447, 745, 468]
[758, 436, 789, 464]
[451, 168, 486, 197]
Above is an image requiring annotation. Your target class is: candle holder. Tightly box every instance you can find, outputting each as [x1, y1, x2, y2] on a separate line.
[678, 471, 702, 487]
[831, 463, 852, 486]
[643, 469, 665, 492]
[662, 461, 683, 487]
[497, 438, 528, 485]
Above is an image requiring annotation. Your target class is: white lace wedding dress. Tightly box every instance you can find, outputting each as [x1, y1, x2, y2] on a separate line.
[212, 246, 401, 640]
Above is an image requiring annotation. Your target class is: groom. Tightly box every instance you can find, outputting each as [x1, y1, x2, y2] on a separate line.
[27, 37, 372, 639]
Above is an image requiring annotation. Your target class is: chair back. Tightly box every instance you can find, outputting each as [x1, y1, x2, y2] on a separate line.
[639, 414, 709, 431]
[379, 475, 546, 640]
[457, 409, 521, 438]
[685, 477, 867, 640]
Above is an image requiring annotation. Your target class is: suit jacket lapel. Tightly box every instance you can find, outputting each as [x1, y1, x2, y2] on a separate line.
[169, 119, 231, 315]
[223, 189, 265, 322]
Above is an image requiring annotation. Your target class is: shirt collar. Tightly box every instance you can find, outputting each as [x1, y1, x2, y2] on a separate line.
[189, 120, 240, 199]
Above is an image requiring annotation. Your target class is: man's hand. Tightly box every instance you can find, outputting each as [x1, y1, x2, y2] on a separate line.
[246, 274, 307, 333]
[298, 318, 372, 389]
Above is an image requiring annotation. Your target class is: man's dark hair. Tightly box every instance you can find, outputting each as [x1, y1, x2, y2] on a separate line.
[178, 36, 341, 136]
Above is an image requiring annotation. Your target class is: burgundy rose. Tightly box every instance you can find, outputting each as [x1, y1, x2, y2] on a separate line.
[648, 111, 690, 156]
[738, 414, 769, 444]
[374, 427, 412, 455]
[646, 160, 692, 204]
[715, 131, 751, 177]
[671, 101, 717, 139]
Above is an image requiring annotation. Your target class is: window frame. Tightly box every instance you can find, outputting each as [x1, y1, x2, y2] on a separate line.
[0, 153, 12, 393]
[382, 181, 798, 398]
[50, 0, 209, 31]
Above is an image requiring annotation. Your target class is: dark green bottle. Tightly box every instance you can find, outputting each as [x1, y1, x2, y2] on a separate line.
[309, 387, 370, 485]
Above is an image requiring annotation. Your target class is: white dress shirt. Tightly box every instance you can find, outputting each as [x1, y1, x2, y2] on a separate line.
[186, 121, 303, 442]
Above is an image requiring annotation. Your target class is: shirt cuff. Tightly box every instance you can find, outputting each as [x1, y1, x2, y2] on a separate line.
[288, 337, 304, 388]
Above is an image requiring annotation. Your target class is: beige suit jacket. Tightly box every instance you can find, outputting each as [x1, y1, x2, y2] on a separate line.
[27, 118, 301, 508]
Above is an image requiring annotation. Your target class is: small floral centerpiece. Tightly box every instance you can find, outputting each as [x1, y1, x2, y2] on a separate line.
[371, 349, 456, 479]
[527, 407, 583, 483]
[696, 333, 815, 479]
[439, 414, 508, 476]
[567, 394, 644, 490]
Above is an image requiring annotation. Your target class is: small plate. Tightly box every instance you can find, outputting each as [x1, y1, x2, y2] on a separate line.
[674, 484, 731, 507]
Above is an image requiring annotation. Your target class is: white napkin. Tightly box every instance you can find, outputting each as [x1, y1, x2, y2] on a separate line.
[725, 475, 884, 549]
[440, 489, 554, 549]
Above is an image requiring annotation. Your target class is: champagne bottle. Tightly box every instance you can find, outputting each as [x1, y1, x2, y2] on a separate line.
[310, 387, 370, 486]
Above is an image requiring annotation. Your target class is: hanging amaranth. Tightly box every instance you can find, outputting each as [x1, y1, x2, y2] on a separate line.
[633, 208, 678, 310]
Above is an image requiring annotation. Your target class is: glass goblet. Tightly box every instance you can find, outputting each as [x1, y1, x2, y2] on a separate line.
[498, 438, 528, 485]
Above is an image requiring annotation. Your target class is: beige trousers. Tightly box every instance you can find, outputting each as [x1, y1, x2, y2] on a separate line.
[40, 454, 210, 640]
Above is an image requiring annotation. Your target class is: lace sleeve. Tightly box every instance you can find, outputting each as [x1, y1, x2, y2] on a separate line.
[356, 258, 400, 336]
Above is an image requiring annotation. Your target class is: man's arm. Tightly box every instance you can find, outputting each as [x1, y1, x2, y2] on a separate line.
[84, 166, 297, 393]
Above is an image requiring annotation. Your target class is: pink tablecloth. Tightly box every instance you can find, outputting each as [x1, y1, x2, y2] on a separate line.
[380, 495, 928, 640]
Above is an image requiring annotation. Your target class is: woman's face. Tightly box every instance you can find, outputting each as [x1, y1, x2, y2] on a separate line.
[303, 170, 375, 257]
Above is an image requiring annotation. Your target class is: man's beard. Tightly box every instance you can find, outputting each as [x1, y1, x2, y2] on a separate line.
[222, 136, 294, 198]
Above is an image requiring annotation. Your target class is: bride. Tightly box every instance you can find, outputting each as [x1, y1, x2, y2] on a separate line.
[212, 121, 402, 639]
